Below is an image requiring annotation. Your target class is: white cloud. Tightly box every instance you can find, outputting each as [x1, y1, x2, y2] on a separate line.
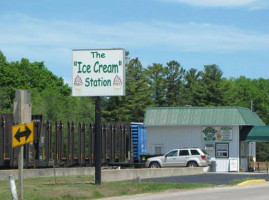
[161, 0, 258, 7]
[1, 14, 268, 51]
[248, 0, 269, 10]
[0, 14, 269, 81]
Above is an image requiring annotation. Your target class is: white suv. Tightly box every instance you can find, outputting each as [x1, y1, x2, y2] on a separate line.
[145, 148, 210, 168]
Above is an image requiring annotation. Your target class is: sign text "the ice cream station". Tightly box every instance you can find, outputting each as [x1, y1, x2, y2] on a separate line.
[72, 49, 125, 97]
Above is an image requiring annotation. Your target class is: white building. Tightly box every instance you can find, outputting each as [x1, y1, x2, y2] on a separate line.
[144, 106, 265, 172]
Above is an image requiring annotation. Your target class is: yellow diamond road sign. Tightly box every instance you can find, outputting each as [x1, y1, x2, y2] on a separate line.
[12, 122, 34, 148]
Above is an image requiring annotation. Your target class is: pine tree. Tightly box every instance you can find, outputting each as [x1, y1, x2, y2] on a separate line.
[197, 65, 230, 106]
[103, 57, 153, 122]
[183, 68, 202, 106]
[123, 58, 153, 121]
[164, 60, 185, 106]
[145, 63, 166, 106]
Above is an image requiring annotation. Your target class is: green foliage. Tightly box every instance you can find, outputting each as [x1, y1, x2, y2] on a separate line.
[0, 50, 94, 123]
[164, 60, 185, 106]
[229, 76, 269, 124]
[146, 63, 166, 106]
[0, 49, 268, 127]
[182, 68, 202, 106]
[31, 88, 95, 123]
[256, 143, 269, 161]
[0, 56, 71, 96]
[0, 87, 13, 112]
[124, 58, 153, 121]
[196, 65, 231, 106]
[103, 57, 153, 122]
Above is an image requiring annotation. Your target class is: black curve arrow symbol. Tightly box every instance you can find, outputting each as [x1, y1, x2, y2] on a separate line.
[15, 125, 31, 142]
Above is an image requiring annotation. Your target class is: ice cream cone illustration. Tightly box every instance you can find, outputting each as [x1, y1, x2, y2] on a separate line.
[113, 75, 122, 95]
[74, 75, 83, 90]
[217, 132, 222, 141]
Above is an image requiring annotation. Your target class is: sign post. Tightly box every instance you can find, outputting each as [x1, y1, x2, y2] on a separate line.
[13, 90, 32, 200]
[72, 49, 125, 185]
[94, 96, 101, 184]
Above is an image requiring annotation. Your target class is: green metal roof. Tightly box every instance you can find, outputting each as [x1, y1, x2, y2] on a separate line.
[246, 126, 269, 142]
[144, 106, 265, 126]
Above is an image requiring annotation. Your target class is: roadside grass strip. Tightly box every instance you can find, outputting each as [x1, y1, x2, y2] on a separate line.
[0, 175, 213, 200]
[237, 179, 266, 186]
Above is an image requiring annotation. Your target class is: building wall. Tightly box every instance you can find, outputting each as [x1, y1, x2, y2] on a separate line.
[146, 126, 241, 172]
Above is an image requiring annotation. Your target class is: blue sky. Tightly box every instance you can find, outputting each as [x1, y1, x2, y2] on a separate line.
[1, 0, 269, 84]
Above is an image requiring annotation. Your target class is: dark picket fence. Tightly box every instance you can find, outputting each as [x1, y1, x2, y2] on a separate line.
[249, 162, 269, 173]
[0, 114, 133, 168]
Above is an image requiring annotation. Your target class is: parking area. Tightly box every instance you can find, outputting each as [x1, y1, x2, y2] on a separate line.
[141, 172, 269, 185]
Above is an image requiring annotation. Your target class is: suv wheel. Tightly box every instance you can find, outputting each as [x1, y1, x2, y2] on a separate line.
[187, 161, 198, 167]
[149, 162, 161, 168]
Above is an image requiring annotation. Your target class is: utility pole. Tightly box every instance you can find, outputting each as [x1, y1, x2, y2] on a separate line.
[251, 100, 253, 111]
[13, 90, 31, 200]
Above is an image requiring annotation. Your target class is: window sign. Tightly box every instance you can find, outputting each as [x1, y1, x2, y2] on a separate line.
[202, 127, 217, 141]
[215, 143, 229, 158]
[219, 127, 233, 141]
[202, 127, 233, 142]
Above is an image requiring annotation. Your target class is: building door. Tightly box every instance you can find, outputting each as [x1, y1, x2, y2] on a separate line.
[240, 141, 249, 171]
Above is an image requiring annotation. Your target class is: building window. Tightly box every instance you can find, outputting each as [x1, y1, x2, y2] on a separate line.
[215, 143, 229, 158]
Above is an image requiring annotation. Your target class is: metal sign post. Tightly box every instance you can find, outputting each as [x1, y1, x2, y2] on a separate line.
[13, 90, 32, 200]
[95, 96, 101, 184]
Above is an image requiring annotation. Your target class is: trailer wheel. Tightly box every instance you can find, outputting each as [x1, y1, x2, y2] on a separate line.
[149, 162, 161, 168]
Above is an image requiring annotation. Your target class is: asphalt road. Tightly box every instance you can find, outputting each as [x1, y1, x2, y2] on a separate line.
[141, 172, 269, 185]
[105, 182, 269, 200]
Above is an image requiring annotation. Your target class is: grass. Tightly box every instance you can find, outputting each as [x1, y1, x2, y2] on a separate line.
[0, 175, 213, 200]
[226, 178, 257, 186]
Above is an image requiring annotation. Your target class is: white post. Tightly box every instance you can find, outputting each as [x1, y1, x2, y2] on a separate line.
[9, 175, 18, 200]
[13, 90, 31, 200]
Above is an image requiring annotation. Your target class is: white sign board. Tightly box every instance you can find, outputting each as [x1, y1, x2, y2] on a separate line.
[229, 159, 238, 172]
[72, 49, 125, 96]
